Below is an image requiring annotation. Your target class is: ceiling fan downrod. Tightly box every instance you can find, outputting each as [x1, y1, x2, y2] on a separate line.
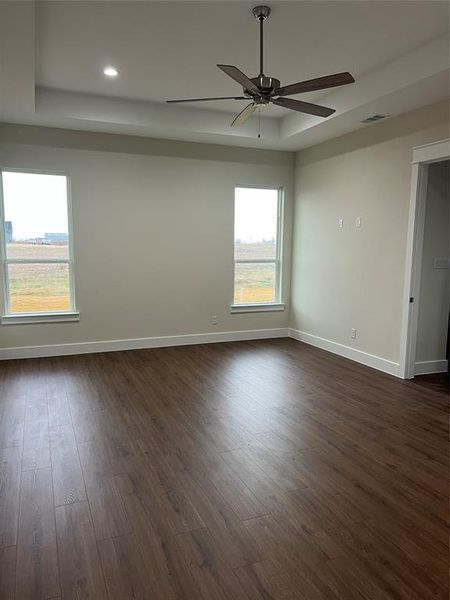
[250, 6, 279, 97]
[252, 5, 271, 77]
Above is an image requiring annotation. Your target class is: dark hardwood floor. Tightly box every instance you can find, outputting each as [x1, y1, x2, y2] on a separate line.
[411, 372, 449, 396]
[0, 338, 448, 599]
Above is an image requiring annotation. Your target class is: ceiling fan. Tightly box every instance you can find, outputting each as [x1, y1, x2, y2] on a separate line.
[166, 5, 355, 127]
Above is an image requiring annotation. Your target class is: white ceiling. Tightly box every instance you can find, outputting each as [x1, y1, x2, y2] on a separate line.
[1, 1, 449, 150]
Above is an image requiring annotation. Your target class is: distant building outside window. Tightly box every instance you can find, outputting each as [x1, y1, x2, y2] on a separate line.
[5, 221, 13, 243]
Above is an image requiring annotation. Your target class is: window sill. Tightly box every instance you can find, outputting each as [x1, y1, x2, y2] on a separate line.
[1, 311, 80, 325]
[230, 303, 285, 314]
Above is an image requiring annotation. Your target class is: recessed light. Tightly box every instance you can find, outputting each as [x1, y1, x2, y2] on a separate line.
[103, 66, 118, 78]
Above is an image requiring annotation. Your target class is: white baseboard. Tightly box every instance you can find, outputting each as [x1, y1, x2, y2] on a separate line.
[415, 359, 448, 376]
[0, 328, 289, 360]
[289, 328, 401, 377]
[0, 326, 411, 380]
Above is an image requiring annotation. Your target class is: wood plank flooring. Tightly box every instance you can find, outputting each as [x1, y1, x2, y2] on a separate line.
[0, 338, 448, 599]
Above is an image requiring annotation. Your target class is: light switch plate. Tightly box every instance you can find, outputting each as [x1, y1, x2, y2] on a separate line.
[355, 217, 362, 228]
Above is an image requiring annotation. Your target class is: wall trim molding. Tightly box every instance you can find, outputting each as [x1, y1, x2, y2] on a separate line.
[289, 329, 401, 377]
[0, 328, 289, 360]
[415, 359, 448, 376]
[411, 139, 450, 165]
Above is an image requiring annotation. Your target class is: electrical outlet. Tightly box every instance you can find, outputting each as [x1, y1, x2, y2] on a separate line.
[351, 328, 357, 339]
[338, 218, 344, 229]
[211, 315, 218, 325]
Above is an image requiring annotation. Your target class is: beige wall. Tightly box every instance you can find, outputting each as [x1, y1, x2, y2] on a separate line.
[1, 101, 449, 362]
[290, 101, 449, 364]
[0, 125, 294, 350]
[415, 160, 449, 363]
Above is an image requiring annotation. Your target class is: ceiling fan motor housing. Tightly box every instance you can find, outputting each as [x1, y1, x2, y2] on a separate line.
[248, 75, 280, 98]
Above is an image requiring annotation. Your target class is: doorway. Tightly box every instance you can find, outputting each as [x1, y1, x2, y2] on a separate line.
[400, 140, 450, 380]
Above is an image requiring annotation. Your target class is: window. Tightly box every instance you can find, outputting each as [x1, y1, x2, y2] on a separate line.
[0, 170, 77, 322]
[233, 186, 283, 311]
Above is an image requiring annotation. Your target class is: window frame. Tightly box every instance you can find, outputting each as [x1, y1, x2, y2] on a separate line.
[0, 167, 79, 324]
[231, 184, 285, 313]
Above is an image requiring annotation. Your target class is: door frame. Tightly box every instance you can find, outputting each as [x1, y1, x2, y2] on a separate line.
[399, 139, 450, 379]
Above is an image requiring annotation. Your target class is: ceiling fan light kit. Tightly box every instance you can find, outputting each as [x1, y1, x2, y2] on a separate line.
[167, 5, 355, 132]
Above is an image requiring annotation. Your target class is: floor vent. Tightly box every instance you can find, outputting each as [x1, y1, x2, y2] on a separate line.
[361, 114, 388, 123]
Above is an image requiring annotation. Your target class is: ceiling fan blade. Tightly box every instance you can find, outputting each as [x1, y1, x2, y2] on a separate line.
[274, 72, 355, 97]
[231, 102, 257, 127]
[166, 96, 248, 103]
[273, 97, 335, 118]
[217, 65, 260, 94]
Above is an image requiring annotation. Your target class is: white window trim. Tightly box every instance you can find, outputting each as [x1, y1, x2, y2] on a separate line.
[231, 185, 284, 313]
[0, 167, 78, 324]
[1, 311, 80, 325]
[230, 303, 285, 314]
